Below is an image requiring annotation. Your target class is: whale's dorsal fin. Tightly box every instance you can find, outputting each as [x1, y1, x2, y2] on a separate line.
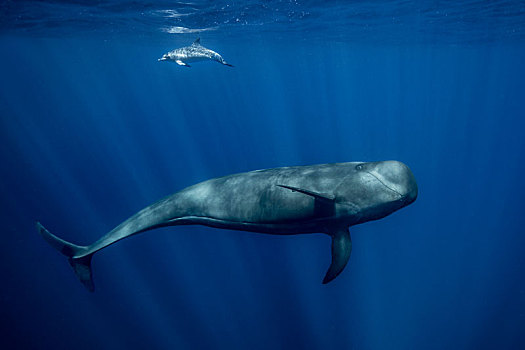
[323, 227, 352, 284]
[277, 184, 335, 202]
[277, 184, 350, 283]
[193, 38, 201, 45]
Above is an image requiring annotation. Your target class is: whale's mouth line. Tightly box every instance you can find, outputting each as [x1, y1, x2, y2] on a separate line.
[365, 171, 403, 198]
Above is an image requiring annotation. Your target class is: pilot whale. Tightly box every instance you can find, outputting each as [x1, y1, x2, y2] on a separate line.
[158, 38, 233, 67]
[37, 161, 417, 291]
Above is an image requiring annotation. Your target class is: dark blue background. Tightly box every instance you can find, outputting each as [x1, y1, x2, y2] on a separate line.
[1, 9, 525, 350]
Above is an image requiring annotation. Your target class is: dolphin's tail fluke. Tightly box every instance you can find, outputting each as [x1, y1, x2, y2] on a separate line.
[36, 222, 95, 292]
[217, 57, 233, 67]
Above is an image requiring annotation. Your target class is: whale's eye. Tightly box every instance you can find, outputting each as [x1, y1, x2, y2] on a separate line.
[356, 164, 364, 170]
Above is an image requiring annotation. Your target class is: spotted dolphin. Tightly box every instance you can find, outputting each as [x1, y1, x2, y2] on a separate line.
[37, 161, 417, 291]
[158, 38, 233, 67]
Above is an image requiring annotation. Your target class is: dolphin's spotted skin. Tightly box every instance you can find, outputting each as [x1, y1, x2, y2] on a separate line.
[158, 38, 233, 67]
[37, 161, 417, 291]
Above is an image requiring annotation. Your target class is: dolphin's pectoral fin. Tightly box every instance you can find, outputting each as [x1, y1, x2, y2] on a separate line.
[323, 227, 352, 284]
[176, 60, 190, 67]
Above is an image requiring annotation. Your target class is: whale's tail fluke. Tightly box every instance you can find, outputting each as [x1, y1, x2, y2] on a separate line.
[36, 222, 95, 292]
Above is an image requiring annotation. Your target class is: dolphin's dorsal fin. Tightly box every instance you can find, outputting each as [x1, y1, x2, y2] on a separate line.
[323, 227, 352, 284]
[193, 37, 201, 45]
[277, 184, 335, 203]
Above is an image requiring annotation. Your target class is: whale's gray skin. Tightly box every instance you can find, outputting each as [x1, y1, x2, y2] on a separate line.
[158, 38, 233, 67]
[37, 161, 417, 291]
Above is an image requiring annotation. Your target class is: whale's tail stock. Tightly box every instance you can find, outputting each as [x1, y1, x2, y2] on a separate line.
[36, 222, 95, 292]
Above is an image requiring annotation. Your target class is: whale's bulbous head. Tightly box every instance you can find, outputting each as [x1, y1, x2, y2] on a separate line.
[336, 160, 418, 224]
[370, 160, 418, 204]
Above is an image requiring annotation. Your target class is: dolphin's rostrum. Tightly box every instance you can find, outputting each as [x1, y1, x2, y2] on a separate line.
[37, 161, 417, 291]
[158, 38, 233, 67]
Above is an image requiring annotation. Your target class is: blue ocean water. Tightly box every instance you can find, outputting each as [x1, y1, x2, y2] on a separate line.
[1, 1, 525, 349]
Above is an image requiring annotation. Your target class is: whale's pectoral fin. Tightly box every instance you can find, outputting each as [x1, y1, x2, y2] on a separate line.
[277, 184, 335, 216]
[277, 184, 335, 203]
[176, 60, 190, 67]
[323, 227, 352, 284]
